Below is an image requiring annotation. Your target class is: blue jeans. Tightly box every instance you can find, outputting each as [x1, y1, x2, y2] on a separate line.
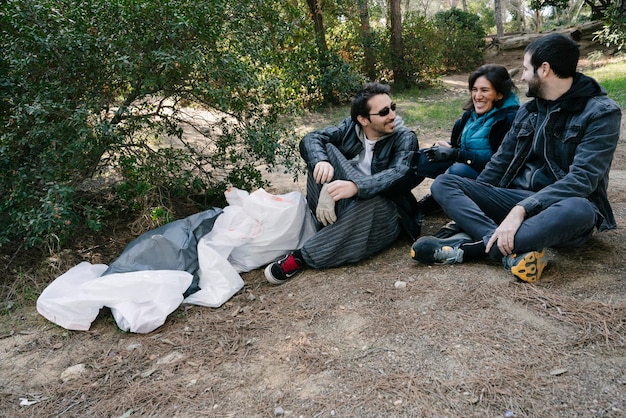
[431, 173, 597, 260]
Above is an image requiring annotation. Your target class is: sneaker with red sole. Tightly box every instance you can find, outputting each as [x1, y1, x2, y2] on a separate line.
[264, 252, 304, 285]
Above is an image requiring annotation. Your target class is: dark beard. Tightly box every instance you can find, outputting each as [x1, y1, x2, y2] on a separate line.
[526, 76, 541, 98]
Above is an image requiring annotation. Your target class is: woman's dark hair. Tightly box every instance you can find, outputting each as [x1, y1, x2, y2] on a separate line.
[463, 64, 517, 111]
[525, 33, 579, 79]
[351, 82, 392, 124]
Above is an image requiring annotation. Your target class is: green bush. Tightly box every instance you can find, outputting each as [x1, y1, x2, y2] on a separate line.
[433, 9, 486, 72]
[0, 0, 303, 249]
[400, 14, 446, 86]
[316, 50, 365, 105]
[594, 4, 626, 51]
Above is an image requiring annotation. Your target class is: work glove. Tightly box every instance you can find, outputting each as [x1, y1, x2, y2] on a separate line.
[316, 183, 337, 226]
[425, 145, 459, 163]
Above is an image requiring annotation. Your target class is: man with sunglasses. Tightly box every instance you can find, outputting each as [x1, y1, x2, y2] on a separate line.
[265, 82, 421, 284]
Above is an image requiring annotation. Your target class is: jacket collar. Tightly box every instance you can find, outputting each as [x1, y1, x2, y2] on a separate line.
[527, 72, 605, 114]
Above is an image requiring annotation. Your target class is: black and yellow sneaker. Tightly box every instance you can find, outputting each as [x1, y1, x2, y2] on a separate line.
[503, 250, 547, 283]
[411, 232, 478, 265]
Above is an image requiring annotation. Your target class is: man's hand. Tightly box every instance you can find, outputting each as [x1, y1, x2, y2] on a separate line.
[327, 180, 358, 201]
[316, 183, 337, 226]
[313, 161, 334, 184]
[425, 145, 459, 163]
[486, 205, 527, 256]
[314, 180, 358, 226]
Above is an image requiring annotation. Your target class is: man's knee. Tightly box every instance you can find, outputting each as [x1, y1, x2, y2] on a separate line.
[562, 197, 597, 225]
[431, 173, 460, 198]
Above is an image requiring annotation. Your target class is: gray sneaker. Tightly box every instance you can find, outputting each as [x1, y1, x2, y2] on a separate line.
[432, 221, 462, 239]
[410, 232, 475, 265]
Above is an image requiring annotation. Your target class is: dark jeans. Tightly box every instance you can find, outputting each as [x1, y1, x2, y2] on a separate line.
[431, 173, 597, 260]
[417, 150, 479, 180]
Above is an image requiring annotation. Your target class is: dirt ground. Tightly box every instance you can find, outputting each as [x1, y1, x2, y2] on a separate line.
[1, 42, 625, 417]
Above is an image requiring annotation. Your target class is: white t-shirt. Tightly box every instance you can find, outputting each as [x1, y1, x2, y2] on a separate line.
[354, 138, 376, 175]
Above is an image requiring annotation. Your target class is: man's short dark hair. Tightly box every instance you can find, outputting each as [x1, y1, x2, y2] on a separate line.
[525, 33, 579, 79]
[351, 82, 392, 124]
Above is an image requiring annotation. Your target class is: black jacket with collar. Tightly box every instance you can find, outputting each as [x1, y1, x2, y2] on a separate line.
[299, 117, 422, 239]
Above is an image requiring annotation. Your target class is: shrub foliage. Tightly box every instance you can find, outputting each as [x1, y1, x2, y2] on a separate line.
[0, 0, 488, 250]
[433, 9, 487, 73]
[1, 0, 305, 248]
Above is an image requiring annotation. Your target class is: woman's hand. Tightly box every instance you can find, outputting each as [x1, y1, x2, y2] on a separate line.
[425, 145, 459, 162]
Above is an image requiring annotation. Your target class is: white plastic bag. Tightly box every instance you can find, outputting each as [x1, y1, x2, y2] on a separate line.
[36, 262, 109, 331]
[182, 244, 244, 307]
[204, 187, 316, 272]
[37, 262, 192, 333]
[184, 187, 313, 306]
[37, 187, 315, 330]
[79, 270, 192, 333]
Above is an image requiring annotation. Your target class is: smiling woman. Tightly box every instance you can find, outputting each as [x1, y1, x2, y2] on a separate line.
[413, 64, 521, 213]
[471, 76, 503, 115]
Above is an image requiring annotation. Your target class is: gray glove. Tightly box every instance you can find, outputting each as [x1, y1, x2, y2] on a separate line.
[425, 145, 459, 163]
[316, 183, 337, 226]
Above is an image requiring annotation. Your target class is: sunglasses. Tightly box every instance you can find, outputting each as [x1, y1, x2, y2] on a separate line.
[369, 103, 396, 117]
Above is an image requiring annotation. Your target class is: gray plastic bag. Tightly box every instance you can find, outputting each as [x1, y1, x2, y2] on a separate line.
[102, 208, 222, 297]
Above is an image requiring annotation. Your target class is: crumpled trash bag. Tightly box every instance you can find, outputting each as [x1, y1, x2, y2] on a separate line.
[183, 187, 316, 306]
[36, 262, 192, 333]
[208, 187, 317, 272]
[102, 208, 223, 297]
[36, 187, 316, 331]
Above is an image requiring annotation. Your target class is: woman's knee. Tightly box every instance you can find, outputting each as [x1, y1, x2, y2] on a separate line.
[446, 163, 478, 179]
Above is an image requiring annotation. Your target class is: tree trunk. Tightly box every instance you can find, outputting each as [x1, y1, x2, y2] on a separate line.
[358, 0, 377, 81]
[306, 0, 338, 103]
[305, 0, 328, 54]
[535, 9, 541, 33]
[388, 0, 407, 87]
[495, 0, 504, 37]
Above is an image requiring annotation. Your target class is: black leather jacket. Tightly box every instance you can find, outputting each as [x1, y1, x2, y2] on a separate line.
[299, 117, 421, 238]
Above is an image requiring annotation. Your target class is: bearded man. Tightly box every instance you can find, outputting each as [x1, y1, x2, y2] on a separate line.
[265, 82, 421, 284]
[411, 33, 622, 283]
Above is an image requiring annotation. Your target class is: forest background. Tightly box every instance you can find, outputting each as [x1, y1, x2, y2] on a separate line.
[1, 0, 626, 416]
[1, 0, 624, 252]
